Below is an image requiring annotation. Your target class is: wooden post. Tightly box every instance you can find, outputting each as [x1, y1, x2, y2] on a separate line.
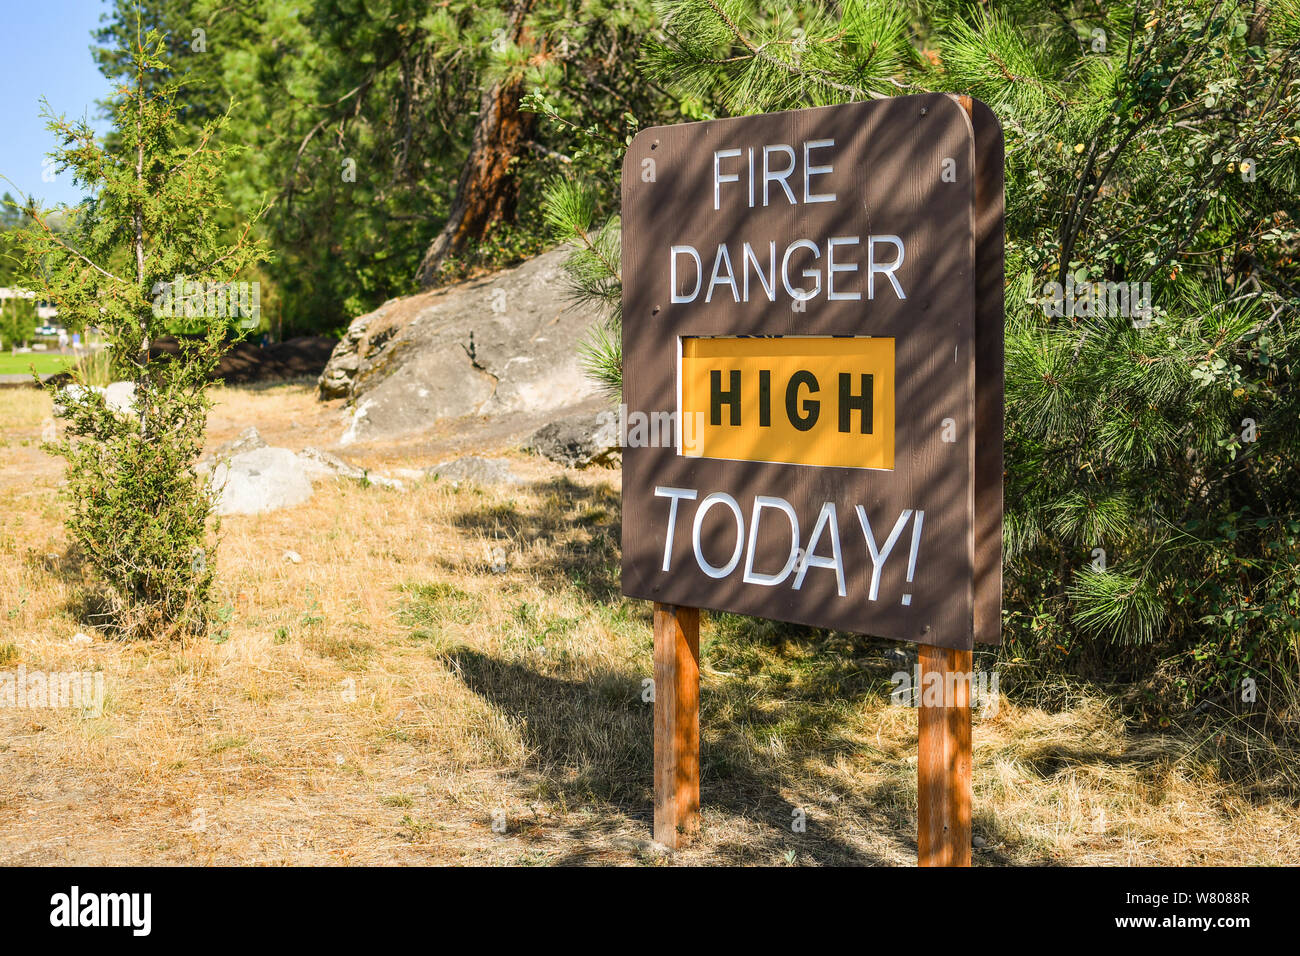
[917, 644, 972, 866]
[653, 603, 700, 847]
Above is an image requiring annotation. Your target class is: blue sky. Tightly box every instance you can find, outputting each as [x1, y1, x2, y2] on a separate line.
[0, 1, 115, 209]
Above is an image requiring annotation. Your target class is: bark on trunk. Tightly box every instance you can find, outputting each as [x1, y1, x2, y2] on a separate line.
[135, 60, 150, 435]
[415, 0, 537, 289]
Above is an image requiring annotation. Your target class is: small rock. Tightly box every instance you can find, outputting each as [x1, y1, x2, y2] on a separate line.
[54, 381, 137, 417]
[213, 426, 267, 459]
[526, 410, 619, 468]
[429, 456, 519, 485]
[296, 447, 405, 490]
[283, 550, 302, 564]
[70, 632, 92, 646]
[884, 646, 913, 667]
[101, 381, 136, 415]
[211, 446, 315, 516]
[297, 446, 365, 481]
[198, 427, 267, 472]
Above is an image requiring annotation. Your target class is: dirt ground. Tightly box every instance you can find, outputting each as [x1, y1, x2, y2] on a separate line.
[0, 381, 1297, 865]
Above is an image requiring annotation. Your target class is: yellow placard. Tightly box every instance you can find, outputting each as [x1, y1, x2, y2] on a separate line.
[679, 336, 894, 470]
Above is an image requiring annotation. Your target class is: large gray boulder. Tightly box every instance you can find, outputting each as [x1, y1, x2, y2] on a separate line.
[318, 249, 603, 445]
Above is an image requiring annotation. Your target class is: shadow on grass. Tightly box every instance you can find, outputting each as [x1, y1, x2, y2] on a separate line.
[33, 544, 118, 634]
[451, 475, 622, 605]
[441, 644, 916, 865]
[434, 477, 1071, 865]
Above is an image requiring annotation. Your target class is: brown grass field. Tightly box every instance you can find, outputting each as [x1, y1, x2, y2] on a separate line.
[0, 381, 1297, 865]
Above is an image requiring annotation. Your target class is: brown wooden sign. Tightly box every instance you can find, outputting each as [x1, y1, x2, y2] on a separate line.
[621, 93, 1003, 651]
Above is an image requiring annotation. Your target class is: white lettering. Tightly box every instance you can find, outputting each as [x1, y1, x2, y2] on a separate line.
[803, 139, 836, 203]
[713, 148, 742, 211]
[742, 496, 801, 585]
[670, 245, 703, 303]
[793, 502, 846, 596]
[868, 235, 906, 300]
[654, 486, 698, 571]
[693, 492, 745, 578]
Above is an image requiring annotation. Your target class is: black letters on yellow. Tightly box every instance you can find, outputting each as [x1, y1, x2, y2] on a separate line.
[711, 369, 741, 426]
[838, 373, 873, 434]
[759, 369, 772, 427]
[786, 370, 820, 431]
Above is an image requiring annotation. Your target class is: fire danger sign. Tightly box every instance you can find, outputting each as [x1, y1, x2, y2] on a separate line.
[620, 93, 1004, 649]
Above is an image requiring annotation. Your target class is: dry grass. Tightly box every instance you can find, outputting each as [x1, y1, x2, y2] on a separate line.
[0, 382, 1297, 865]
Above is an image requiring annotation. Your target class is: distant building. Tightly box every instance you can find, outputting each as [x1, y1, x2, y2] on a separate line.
[0, 287, 57, 321]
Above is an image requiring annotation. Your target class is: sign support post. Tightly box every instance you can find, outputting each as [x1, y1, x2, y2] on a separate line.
[912, 93, 991, 869]
[653, 603, 699, 847]
[917, 644, 972, 866]
[625, 92, 1003, 864]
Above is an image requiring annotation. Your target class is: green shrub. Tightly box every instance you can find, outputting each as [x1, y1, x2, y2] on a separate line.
[14, 27, 268, 638]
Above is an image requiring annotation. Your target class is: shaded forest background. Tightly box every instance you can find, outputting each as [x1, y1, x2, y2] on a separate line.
[11, 0, 672, 334]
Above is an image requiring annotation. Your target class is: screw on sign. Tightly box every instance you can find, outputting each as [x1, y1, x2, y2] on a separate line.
[620, 93, 1004, 865]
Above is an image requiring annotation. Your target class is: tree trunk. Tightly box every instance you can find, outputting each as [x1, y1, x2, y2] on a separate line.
[135, 58, 151, 436]
[415, 0, 536, 289]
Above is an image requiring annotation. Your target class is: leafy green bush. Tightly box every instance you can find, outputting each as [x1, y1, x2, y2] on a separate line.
[15, 28, 268, 638]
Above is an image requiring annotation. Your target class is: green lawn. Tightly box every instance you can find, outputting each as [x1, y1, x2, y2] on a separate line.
[0, 353, 74, 376]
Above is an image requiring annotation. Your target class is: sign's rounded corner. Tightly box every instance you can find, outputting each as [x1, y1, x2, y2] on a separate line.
[928, 92, 976, 133]
[621, 126, 671, 184]
[962, 96, 1005, 144]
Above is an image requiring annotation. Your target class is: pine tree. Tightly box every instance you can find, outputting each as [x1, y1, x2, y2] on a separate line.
[93, 0, 671, 330]
[546, 0, 1300, 721]
[14, 24, 269, 637]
